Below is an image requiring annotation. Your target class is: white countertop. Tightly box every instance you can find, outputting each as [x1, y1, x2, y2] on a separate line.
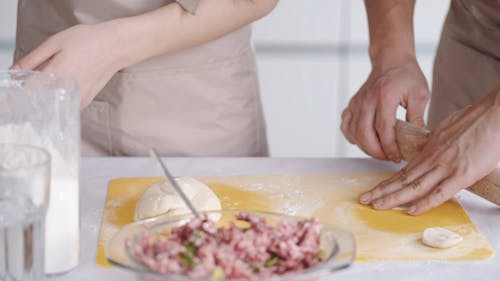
[49, 157, 500, 281]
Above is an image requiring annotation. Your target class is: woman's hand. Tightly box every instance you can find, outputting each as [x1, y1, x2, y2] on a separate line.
[12, 23, 125, 108]
[359, 89, 500, 215]
[341, 59, 429, 162]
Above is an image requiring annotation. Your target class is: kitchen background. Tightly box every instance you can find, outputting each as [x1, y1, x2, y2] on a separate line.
[0, 0, 450, 157]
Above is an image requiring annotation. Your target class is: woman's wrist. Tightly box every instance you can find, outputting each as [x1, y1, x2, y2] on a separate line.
[96, 15, 160, 71]
[91, 19, 136, 71]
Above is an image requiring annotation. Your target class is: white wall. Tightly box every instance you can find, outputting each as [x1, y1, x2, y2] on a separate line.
[0, 1, 16, 68]
[253, 0, 450, 157]
[0, 0, 451, 158]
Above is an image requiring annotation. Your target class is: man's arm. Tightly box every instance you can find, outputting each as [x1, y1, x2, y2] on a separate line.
[341, 0, 429, 162]
[365, 0, 416, 71]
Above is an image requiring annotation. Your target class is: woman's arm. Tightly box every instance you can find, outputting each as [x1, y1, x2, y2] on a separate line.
[13, 0, 279, 107]
[105, 0, 279, 70]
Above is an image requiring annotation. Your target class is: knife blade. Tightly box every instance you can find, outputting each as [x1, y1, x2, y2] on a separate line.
[149, 148, 202, 219]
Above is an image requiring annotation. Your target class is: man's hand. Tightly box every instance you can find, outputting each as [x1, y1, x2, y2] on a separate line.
[341, 59, 429, 162]
[359, 89, 500, 215]
[12, 24, 123, 108]
[342, 0, 430, 162]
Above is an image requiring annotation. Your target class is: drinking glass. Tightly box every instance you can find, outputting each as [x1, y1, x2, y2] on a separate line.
[0, 143, 50, 281]
[0, 70, 80, 274]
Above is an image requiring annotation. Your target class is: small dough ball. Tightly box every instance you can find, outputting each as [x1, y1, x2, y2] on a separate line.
[422, 227, 463, 249]
[134, 177, 221, 221]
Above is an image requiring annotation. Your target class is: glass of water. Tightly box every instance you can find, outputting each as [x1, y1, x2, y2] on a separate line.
[0, 144, 50, 281]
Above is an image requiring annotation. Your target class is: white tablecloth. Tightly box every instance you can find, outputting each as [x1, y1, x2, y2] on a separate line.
[49, 157, 500, 281]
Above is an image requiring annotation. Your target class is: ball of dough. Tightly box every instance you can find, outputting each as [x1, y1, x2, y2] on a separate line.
[422, 227, 463, 249]
[134, 177, 221, 221]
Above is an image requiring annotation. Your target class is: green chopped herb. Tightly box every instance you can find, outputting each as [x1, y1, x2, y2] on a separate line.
[192, 229, 201, 238]
[264, 253, 281, 267]
[210, 266, 224, 281]
[179, 242, 198, 268]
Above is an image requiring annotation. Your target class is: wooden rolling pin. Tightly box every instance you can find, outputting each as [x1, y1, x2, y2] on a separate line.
[395, 120, 500, 206]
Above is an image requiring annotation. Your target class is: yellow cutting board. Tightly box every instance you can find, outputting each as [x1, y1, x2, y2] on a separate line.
[96, 173, 494, 267]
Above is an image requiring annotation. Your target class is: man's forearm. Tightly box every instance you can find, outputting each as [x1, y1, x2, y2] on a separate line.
[365, 0, 416, 71]
[106, 0, 278, 70]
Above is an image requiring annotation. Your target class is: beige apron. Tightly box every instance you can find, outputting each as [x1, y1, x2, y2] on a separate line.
[14, 0, 269, 156]
[429, 0, 500, 129]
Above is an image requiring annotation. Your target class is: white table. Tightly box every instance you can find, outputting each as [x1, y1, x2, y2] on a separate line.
[49, 157, 500, 281]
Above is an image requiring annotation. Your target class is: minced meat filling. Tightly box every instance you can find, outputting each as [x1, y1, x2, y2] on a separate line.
[127, 212, 324, 280]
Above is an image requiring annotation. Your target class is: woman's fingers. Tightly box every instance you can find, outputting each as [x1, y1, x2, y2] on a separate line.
[12, 37, 61, 70]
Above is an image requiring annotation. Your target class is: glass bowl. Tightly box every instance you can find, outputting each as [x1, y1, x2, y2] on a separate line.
[106, 210, 356, 281]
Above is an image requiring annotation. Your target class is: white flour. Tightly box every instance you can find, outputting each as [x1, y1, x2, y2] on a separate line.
[45, 179, 79, 272]
[0, 145, 45, 171]
[0, 123, 79, 273]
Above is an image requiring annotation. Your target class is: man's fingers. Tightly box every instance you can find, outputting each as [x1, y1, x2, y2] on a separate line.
[355, 106, 386, 160]
[375, 101, 400, 162]
[341, 108, 356, 144]
[12, 37, 60, 70]
[359, 174, 403, 205]
[405, 89, 429, 128]
[359, 169, 408, 205]
[370, 166, 448, 210]
[407, 178, 461, 215]
[343, 99, 386, 160]
[360, 158, 434, 205]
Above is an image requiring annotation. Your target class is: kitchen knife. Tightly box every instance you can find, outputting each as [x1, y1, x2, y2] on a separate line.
[149, 148, 202, 219]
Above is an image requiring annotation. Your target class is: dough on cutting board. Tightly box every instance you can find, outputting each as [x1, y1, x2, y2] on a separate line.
[134, 177, 221, 221]
[422, 227, 463, 249]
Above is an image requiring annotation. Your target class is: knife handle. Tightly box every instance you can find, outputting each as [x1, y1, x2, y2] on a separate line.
[395, 120, 500, 206]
